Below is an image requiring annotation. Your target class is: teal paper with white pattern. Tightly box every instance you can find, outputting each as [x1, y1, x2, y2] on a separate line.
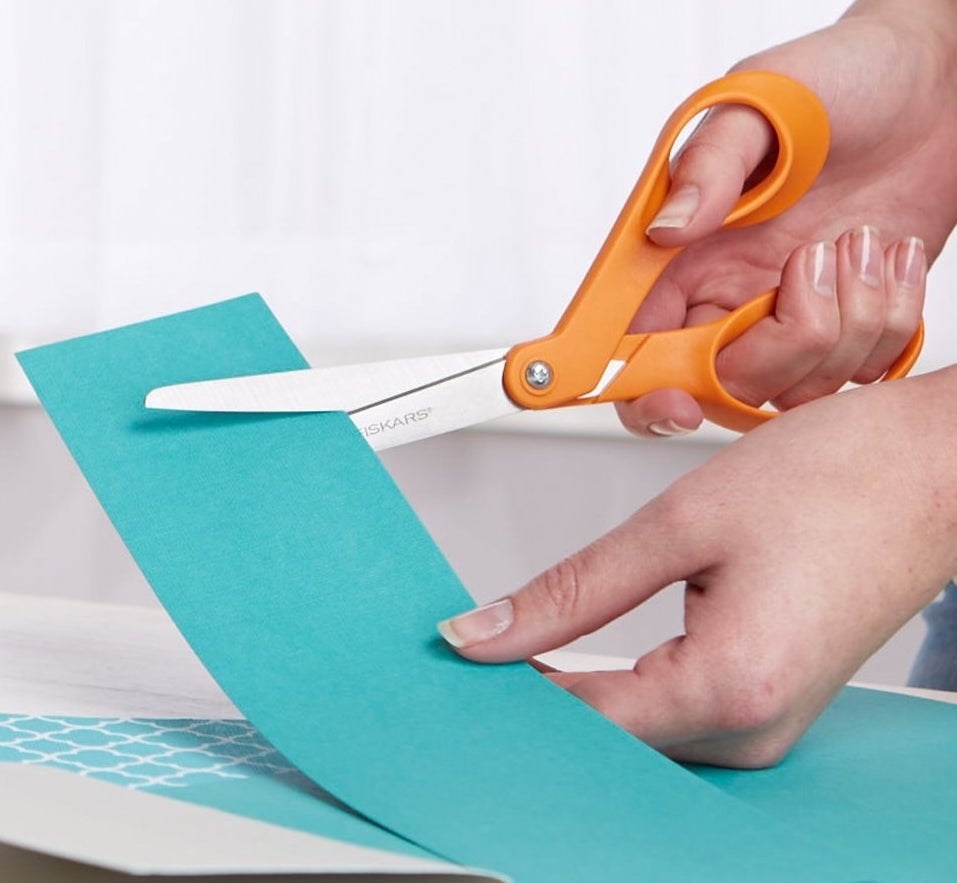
[17, 294, 862, 882]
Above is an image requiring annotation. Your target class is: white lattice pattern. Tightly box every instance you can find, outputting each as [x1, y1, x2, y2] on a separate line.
[0, 715, 297, 789]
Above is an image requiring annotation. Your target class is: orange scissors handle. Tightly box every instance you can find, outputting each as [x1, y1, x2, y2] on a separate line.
[597, 292, 923, 432]
[502, 71, 923, 431]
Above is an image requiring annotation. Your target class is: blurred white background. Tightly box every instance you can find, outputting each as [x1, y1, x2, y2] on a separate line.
[0, 0, 947, 682]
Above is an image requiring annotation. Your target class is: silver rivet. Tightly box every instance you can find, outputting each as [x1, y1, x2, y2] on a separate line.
[525, 360, 553, 389]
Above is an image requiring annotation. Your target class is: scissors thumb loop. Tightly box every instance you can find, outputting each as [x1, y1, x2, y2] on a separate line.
[652, 70, 830, 231]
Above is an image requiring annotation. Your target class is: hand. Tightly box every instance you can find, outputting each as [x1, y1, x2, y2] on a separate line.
[438, 362, 957, 767]
[436, 0, 957, 770]
[622, 0, 957, 436]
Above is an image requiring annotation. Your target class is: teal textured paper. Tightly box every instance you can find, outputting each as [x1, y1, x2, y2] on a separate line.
[18, 295, 860, 882]
[0, 714, 428, 859]
[695, 686, 957, 881]
[8, 690, 957, 882]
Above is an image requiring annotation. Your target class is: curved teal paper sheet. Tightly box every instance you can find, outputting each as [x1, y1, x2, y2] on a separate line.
[0, 713, 430, 861]
[695, 686, 957, 882]
[18, 294, 860, 882]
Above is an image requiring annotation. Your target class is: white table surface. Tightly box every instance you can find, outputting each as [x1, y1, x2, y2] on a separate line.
[0, 592, 240, 718]
[0, 592, 641, 719]
[1, 591, 954, 718]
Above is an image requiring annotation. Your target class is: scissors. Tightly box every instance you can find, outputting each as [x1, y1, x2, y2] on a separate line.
[146, 71, 924, 451]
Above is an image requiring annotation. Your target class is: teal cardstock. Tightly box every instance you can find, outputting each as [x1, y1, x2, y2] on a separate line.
[7, 688, 957, 882]
[18, 295, 863, 881]
[0, 714, 428, 859]
[694, 685, 957, 881]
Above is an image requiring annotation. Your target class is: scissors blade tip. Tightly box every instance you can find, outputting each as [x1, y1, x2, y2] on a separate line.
[143, 386, 175, 410]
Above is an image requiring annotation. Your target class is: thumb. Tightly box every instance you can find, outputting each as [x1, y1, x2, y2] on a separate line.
[646, 102, 776, 247]
[437, 501, 707, 663]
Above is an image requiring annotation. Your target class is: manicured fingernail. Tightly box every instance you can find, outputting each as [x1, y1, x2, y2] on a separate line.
[647, 185, 699, 231]
[849, 225, 882, 286]
[437, 598, 514, 649]
[809, 241, 836, 296]
[648, 419, 692, 437]
[895, 236, 926, 288]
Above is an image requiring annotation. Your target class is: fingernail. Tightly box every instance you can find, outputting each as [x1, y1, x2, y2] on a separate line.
[809, 241, 836, 296]
[849, 225, 882, 286]
[648, 419, 692, 437]
[895, 236, 926, 288]
[647, 185, 699, 231]
[437, 598, 514, 649]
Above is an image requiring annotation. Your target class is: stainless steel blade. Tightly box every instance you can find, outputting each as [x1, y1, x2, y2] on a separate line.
[144, 347, 520, 451]
[145, 348, 510, 414]
[351, 357, 519, 450]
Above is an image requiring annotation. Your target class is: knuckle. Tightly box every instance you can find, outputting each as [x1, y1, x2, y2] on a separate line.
[792, 314, 840, 357]
[883, 282, 924, 336]
[614, 401, 647, 438]
[674, 138, 750, 187]
[842, 305, 884, 342]
[708, 660, 790, 737]
[852, 319, 924, 386]
[534, 555, 587, 623]
[726, 734, 794, 770]
[645, 485, 700, 537]
[532, 533, 622, 626]
[715, 686, 783, 734]
[884, 303, 922, 340]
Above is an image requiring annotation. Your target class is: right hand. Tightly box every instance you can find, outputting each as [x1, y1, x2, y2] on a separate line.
[619, 0, 957, 436]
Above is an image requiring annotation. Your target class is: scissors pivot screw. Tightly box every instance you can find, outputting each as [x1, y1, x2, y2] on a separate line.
[524, 360, 553, 390]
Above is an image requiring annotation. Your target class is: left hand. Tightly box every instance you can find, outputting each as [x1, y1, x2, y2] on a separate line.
[438, 364, 957, 767]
